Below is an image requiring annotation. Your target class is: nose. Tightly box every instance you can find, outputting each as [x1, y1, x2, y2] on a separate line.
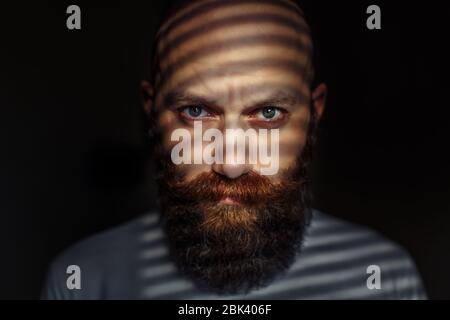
[213, 162, 251, 179]
[211, 115, 253, 179]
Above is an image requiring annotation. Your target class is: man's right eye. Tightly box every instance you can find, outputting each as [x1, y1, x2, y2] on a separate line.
[179, 105, 210, 119]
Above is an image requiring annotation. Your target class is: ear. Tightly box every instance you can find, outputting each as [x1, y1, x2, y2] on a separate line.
[311, 83, 327, 121]
[141, 80, 154, 115]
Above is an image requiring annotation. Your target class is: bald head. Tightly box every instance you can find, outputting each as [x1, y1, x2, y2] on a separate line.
[150, 0, 315, 108]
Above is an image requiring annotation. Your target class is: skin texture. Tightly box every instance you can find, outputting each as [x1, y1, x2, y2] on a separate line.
[141, 0, 328, 294]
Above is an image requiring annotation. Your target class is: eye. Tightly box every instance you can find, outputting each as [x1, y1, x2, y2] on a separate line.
[180, 105, 210, 119]
[255, 106, 284, 121]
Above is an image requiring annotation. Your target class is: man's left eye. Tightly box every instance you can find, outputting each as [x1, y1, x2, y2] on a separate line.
[256, 107, 283, 121]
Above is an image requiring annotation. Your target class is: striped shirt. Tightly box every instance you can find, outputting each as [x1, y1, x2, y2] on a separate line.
[42, 209, 427, 299]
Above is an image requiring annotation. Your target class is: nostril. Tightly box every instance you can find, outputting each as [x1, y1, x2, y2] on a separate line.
[221, 163, 250, 179]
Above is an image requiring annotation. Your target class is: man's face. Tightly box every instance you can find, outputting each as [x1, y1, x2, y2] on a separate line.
[154, 0, 313, 183]
[143, 0, 324, 294]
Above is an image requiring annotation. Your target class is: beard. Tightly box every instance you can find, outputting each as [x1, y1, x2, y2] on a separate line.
[150, 115, 316, 295]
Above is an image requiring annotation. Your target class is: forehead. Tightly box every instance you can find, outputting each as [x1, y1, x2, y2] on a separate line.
[155, 0, 313, 107]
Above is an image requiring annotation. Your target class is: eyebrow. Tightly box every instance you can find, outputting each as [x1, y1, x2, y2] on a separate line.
[249, 89, 304, 109]
[163, 90, 218, 109]
[162, 87, 306, 111]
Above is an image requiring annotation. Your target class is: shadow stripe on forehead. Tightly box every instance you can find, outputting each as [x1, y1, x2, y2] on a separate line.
[158, 34, 312, 90]
[158, 12, 310, 63]
[157, 0, 305, 41]
[165, 59, 310, 95]
[160, 20, 307, 70]
[160, 82, 311, 111]
[158, 3, 308, 56]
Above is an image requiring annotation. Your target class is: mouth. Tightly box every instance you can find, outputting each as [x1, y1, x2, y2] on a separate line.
[218, 197, 240, 205]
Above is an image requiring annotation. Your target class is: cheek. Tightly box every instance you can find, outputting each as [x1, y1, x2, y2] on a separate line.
[277, 109, 311, 169]
[157, 111, 213, 180]
[251, 108, 310, 177]
[158, 110, 182, 151]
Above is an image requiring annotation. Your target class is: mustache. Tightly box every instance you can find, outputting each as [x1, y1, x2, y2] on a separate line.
[162, 168, 305, 205]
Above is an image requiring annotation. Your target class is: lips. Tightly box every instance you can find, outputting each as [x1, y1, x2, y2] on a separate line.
[218, 196, 240, 205]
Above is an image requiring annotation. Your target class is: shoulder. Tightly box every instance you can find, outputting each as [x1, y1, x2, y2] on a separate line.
[307, 210, 413, 260]
[41, 212, 159, 300]
[301, 209, 427, 299]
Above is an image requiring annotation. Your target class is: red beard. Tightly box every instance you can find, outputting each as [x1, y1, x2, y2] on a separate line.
[158, 161, 312, 294]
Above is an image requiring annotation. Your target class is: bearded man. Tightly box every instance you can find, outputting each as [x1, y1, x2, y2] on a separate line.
[42, 0, 426, 299]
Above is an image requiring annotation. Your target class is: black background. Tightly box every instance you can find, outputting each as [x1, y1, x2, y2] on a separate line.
[1, 0, 449, 299]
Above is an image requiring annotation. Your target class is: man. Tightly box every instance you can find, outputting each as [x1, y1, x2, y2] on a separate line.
[42, 0, 426, 299]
